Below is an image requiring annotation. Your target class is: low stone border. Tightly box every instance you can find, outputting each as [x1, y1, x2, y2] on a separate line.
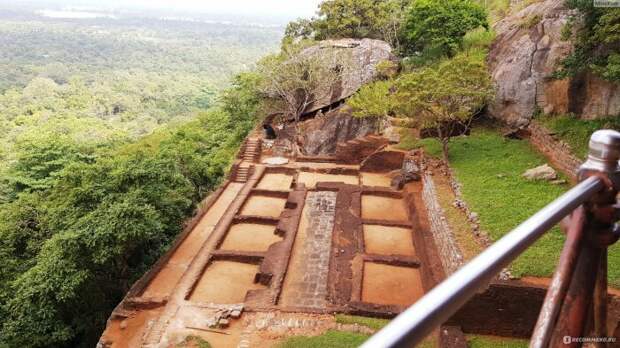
[421, 173, 465, 276]
[527, 121, 581, 181]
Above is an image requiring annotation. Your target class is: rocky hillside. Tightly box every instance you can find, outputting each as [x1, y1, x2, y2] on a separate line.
[488, 0, 620, 127]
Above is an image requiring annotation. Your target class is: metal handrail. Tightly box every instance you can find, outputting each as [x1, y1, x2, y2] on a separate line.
[361, 130, 620, 348]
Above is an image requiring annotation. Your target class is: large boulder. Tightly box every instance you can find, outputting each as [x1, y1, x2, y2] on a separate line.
[297, 105, 378, 155]
[300, 38, 397, 115]
[488, 0, 620, 127]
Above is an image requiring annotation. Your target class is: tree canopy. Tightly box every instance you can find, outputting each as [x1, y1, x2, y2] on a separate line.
[555, 1, 620, 82]
[283, 0, 411, 50]
[394, 50, 493, 160]
[401, 0, 488, 56]
[0, 8, 270, 347]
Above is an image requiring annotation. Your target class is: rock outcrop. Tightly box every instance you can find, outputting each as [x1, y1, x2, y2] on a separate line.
[297, 105, 378, 155]
[488, 0, 620, 126]
[300, 38, 397, 115]
[522, 164, 558, 181]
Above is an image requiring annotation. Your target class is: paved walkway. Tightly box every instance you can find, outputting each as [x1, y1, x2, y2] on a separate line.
[280, 191, 337, 309]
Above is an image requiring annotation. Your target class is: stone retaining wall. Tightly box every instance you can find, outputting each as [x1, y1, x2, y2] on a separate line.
[528, 121, 582, 181]
[421, 174, 464, 275]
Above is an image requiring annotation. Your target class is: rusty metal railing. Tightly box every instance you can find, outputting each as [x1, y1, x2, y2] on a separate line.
[361, 130, 620, 348]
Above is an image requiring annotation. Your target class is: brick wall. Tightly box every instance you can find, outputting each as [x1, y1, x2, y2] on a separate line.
[528, 121, 582, 181]
[422, 174, 464, 275]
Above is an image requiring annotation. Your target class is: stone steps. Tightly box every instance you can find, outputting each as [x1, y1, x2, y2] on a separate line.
[233, 166, 251, 183]
[242, 139, 261, 163]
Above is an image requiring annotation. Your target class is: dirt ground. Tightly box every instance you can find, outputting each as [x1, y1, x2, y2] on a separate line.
[219, 223, 281, 252]
[360, 172, 392, 187]
[240, 196, 286, 218]
[363, 225, 416, 256]
[362, 263, 424, 306]
[361, 195, 409, 221]
[278, 202, 311, 307]
[189, 261, 265, 304]
[102, 308, 163, 348]
[297, 172, 359, 188]
[256, 173, 293, 191]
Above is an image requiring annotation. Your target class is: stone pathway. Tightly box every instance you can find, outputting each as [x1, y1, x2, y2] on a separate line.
[281, 191, 337, 309]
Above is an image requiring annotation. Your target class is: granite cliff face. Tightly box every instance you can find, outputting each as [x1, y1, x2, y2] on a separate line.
[488, 0, 620, 126]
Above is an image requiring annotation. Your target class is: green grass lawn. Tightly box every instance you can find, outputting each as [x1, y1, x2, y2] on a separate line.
[276, 330, 370, 348]
[538, 114, 620, 158]
[421, 128, 620, 286]
[335, 314, 390, 331]
[467, 335, 529, 348]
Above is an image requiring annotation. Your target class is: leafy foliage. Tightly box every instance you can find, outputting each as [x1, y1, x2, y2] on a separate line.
[538, 114, 620, 158]
[554, 2, 620, 82]
[347, 80, 394, 119]
[401, 0, 488, 56]
[283, 0, 412, 50]
[0, 13, 281, 92]
[0, 10, 268, 346]
[394, 50, 493, 160]
[0, 108, 255, 347]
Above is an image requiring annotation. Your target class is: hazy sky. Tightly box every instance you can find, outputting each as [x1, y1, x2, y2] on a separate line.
[139, 0, 323, 18]
[14, 0, 324, 19]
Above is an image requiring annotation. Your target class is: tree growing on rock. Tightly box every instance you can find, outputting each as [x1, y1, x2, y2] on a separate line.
[394, 51, 493, 162]
[256, 44, 350, 150]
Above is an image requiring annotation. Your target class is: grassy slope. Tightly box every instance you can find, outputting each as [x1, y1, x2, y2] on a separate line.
[539, 114, 620, 158]
[421, 127, 620, 285]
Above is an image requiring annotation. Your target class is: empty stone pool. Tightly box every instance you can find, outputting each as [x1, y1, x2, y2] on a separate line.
[219, 223, 281, 252]
[297, 172, 359, 188]
[240, 195, 287, 218]
[361, 195, 409, 221]
[360, 173, 392, 187]
[189, 261, 265, 304]
[256, 173, 293, 191]
[362, 262, 423, 306]
[363, 225, 416, 256]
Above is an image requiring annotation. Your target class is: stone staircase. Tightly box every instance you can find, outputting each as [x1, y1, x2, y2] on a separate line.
[242, 138, 261, 163]
[232, 166, 252, 183]
[231, 138, 261, 183]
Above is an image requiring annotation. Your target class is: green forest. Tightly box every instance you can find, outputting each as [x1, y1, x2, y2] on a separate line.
[0, 6, 276, 347]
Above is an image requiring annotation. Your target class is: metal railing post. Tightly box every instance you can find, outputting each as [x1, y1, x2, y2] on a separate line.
[532, 130, 620, 348]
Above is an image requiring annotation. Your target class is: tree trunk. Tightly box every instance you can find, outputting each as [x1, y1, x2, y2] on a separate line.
[442, 140, 449, 163]
[437, 125, 450, 163]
